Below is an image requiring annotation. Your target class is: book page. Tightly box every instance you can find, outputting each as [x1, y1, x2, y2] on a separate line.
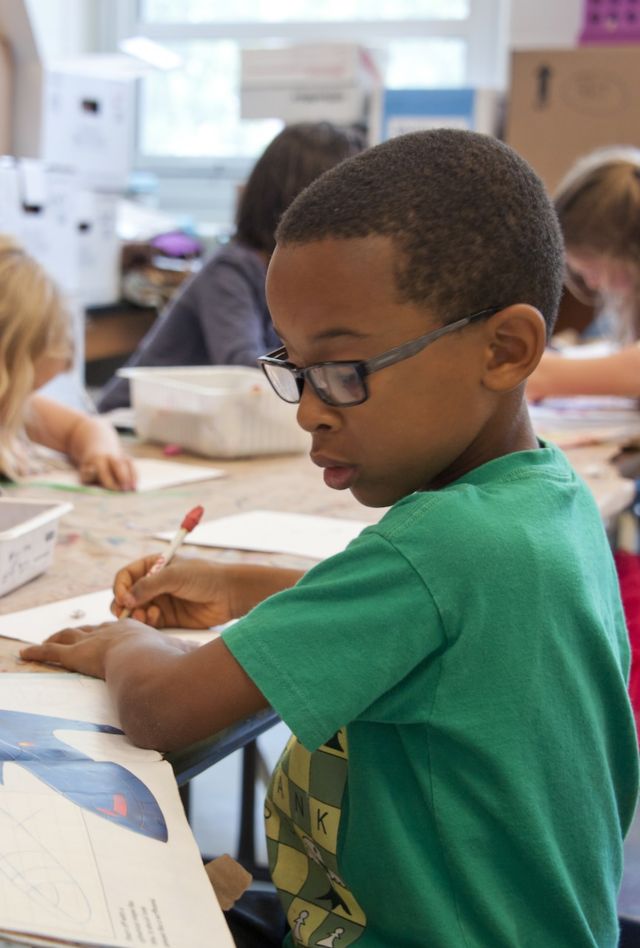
[0, 675, 234, 948]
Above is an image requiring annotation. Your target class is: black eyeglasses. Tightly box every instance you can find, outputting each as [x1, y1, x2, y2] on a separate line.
[258, 306, 500, 408]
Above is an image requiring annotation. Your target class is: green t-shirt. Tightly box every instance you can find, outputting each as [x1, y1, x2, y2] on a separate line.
[224, 444, 638, 947]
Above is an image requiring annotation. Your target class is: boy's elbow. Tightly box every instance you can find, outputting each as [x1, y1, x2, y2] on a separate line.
[119, 699, 192, 753]
[111, 669, 186, 753]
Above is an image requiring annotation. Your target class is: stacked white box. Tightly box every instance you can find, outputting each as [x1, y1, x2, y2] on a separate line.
[75, 188, 121, 307]
[41, 71, 133, 193]
[241, 44, 382, 126]
[10, 68, 133, 307]
[15, 159, 80, 297]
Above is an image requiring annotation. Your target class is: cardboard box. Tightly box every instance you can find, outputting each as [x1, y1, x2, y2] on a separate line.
[240, 43, 381, 125]
[377, 88, 502, 143]
[505, 46, 640, 193]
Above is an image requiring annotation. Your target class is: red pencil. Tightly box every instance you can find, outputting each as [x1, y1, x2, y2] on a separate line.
[118, 505, 204, 619]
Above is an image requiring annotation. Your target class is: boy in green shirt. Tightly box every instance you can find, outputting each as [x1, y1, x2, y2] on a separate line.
[23, 130, 639, 947]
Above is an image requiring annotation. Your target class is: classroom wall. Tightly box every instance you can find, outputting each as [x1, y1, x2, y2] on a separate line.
[24, 0, 97, 61]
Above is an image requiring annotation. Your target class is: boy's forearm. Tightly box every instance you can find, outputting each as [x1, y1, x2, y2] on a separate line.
[226, 562, 305, 616]
[104, 633, 267, 752]
[105, 636, 200, 750]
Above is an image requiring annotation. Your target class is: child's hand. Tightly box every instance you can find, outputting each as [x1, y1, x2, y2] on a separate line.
[79, 453, 137, 491]
[19, 619, 158, 678]
[112, 555, 235, 630]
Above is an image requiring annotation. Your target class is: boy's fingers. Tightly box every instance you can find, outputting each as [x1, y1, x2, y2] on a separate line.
[113, 557, 159, 608]
[20, 641, 70, 665]
[129, 568, 183, 607]
[45, 627, 89, 644]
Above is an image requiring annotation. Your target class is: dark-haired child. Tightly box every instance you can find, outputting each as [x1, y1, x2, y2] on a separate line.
[23, 130, 639, 948]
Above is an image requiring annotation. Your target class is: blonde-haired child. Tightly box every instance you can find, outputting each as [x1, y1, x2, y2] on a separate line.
[0, 236, 135, 490]
[528, 146, 640, 400]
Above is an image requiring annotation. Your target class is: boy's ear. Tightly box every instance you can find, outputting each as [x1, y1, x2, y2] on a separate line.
[480, 305, 547, 392]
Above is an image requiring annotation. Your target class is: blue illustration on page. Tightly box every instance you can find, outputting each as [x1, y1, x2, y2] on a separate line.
[0, 709, 168, 842]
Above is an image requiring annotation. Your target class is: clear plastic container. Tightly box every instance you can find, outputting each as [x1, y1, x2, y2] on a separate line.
[119, 366, 309, 459]
[0, 498, 72, 596]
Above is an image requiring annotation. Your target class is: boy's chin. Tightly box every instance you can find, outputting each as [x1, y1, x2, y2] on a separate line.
[349, 482, 405, 509]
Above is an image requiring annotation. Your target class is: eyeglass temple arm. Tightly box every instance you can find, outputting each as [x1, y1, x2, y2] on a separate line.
[364, 307, 500, 374]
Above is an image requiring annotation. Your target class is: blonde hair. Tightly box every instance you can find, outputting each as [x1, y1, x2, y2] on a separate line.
[0, 235, 73, 478]
[554, 146, 640, 340]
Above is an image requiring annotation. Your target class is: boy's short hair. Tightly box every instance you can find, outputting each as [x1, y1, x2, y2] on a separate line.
[276, 129, 564, 335]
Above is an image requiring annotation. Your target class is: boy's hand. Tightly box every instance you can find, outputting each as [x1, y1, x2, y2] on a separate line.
[19, 620, 158, 679]
[79, 452, 137, 492]
[112, 555, 235, 630]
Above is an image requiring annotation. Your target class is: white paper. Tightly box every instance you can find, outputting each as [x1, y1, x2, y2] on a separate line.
[157, 509, 370, 560]
[0, 674, 234, 948]
[0, 589, 222, 647]
[19, 458, 225, 492]
[529, 396, 640, 447]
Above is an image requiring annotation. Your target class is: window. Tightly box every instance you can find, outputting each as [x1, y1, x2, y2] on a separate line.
[104, 0, 506, 230]
[109, 0, 507, 165]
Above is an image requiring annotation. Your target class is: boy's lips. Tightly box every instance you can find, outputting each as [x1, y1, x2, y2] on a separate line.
[311, 454, 358, 491]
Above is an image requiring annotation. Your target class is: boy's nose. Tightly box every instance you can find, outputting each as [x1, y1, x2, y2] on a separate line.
[296, 383, 340, 433]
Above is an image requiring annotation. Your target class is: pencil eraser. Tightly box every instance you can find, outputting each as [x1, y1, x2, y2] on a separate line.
[181, 505, 204, 532]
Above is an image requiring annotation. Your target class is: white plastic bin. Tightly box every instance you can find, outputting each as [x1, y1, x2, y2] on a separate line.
[0, 498, 72, 597]
[119, 366, 309, 459]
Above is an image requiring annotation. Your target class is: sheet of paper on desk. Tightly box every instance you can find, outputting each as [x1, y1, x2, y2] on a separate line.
[0, 674, 234, 948]
[18, 457, 225, 492]
[156, 508, 371, 560]
[0, 589, 223, 646]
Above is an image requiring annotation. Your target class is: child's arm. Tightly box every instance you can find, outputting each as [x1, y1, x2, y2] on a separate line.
[527, 345, 640, 400]
[25, 394, 136, 490]
[21, 622, 267, 752]
[19, 555, 304, 748]
[111, 554, 305, 629]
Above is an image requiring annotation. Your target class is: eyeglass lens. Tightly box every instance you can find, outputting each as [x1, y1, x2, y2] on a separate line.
[264, 361, 367, 406]
[264, 363, 302, 403]
[307, 365, 366, 405]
